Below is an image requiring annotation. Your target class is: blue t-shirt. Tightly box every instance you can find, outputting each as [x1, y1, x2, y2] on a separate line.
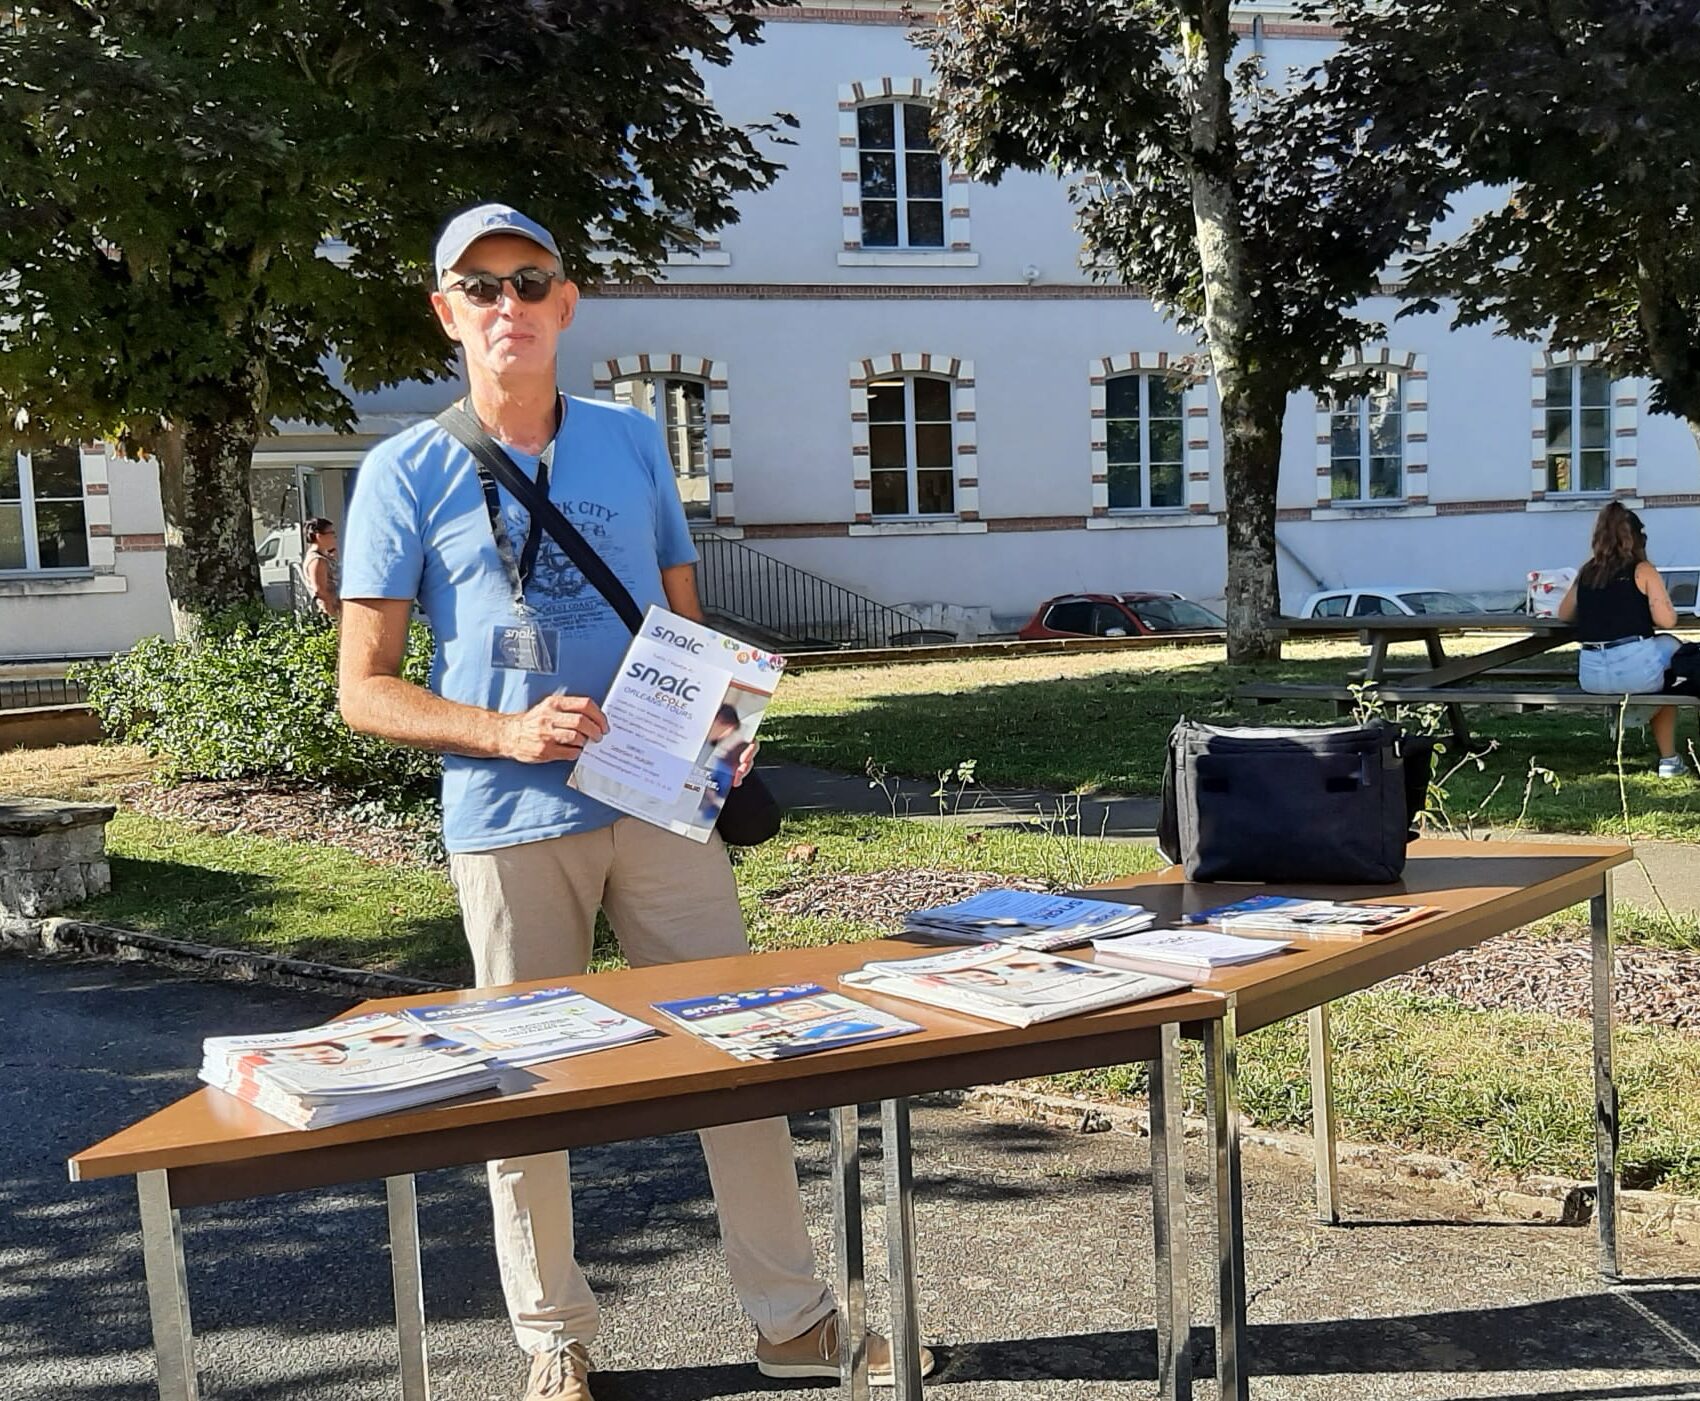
[340, 397, 697, 853]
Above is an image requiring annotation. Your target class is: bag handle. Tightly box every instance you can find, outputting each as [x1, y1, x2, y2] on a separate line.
[436, 403, 646, 635]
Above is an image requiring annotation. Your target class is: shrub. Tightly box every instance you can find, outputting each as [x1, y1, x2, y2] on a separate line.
[74, 606, 441, 799]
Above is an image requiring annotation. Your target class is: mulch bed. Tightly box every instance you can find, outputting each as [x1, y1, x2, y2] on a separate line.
[120, 780, 1699, 1031]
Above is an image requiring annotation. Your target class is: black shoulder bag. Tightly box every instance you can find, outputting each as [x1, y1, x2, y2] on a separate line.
[437, 404, 784, 847]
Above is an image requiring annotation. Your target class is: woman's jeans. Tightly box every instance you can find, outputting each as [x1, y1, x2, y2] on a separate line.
[1578, 633, 1682, 695]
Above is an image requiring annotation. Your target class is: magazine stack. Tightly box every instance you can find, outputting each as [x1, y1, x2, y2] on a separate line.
[200, 1012, 503, 1130]
[903, 889, 1157, 952]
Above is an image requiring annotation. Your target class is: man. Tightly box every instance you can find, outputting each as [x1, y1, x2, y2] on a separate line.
[337, 204, 931, 1401]
[299, 517, 341, 619]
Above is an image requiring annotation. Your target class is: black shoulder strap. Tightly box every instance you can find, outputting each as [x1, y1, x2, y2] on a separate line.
[436, 403, 646, 635]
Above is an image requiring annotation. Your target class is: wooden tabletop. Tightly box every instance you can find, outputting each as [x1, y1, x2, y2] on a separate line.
[1275, 615, 1573, 634]
[70, 838, 1627, 1208]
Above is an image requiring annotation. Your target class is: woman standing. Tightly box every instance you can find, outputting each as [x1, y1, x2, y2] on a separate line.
[1557, 502, 1686, 777]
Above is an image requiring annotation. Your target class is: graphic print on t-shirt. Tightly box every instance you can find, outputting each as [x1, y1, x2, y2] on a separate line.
[499, 495, 632, 636]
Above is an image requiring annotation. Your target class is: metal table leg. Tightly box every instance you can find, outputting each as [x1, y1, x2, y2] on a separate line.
[1592, 873, 1620, 1280]
[880, 1098, 925, 1400]
[137, 1169, 200, 1401]
[831, 1105, 871, 1401]
[386, 1174, 431, 1401]
[1204, 1000, 1248, 1401]
[1150, 1024, 1193, 1401]
[1308, 1004, 1340, 1225]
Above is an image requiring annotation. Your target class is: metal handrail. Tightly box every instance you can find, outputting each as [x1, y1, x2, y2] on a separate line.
[691, 531, 925, 648]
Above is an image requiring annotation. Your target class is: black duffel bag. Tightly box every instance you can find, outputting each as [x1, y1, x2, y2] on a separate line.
[1157, 718, 1435, 884]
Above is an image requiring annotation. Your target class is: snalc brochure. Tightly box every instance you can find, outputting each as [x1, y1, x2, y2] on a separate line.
[841, 945, 1190, 1028]
[1091, 927, 1292, 977]
[201, 987, 660, 1129]
[903, 888, 1156, 951]
[652, 984, 924, 1061]
[1182, 895, 1434, 939]
[569, 605, 784, 842]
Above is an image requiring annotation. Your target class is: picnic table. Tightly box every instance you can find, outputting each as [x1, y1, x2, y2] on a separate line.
[1237, 614, 1700, 743]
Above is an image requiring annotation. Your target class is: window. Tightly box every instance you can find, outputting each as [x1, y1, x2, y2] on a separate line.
[1330, 371, 1403, 502]
[867, 375, 954, 517]
[256, 535, 281, 564]
[1105, 373, 1185, 511]
[1662, 569, 1699, 614]
[1546, 363, 1613, 494]
[1091, 603, 1133, 636]
[1043, 601, 1093, 634]
[857, 102, 944, 249]
[1128, 598, 1225, 632]
[614, 376, 711, 519]
[1396, 590, 1477, 615]
[1350, 593, 1397, 617]
[2, 447, 88, 572]
[1310, 594, 1350, 618]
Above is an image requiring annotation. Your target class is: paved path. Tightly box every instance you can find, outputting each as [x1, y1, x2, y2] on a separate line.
[760, 761, 1700, 915]
[6, 951, 1699, 1401]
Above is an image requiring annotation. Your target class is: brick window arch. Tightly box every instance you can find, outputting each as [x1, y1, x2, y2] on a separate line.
[1089, 353, 1212, 516]
[593, 355, 734, 525]
[848, 353, 979, 528]
[838, 79, 971, 257]
[1530, 348, 1639, 502]
[1314, 349, 1429, 507]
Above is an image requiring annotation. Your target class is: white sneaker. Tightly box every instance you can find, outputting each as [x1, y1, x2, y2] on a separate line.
[1656, 756, 1688, 779]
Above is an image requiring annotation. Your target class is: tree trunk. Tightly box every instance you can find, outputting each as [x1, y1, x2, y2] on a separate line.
[1175, 0, 1282, 660]
[157, 413, 264, 644]
[1219, 379, 1285, 661]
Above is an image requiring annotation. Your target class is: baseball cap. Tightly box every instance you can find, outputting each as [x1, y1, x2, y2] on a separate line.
[434, 203, 562, 285]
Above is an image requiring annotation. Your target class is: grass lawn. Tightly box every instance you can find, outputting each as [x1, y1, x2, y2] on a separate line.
[765, 637, 1700, 841]
[35, 797, 1700, 1194]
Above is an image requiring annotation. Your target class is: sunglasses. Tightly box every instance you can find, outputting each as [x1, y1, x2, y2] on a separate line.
[447, 267, 558, 307]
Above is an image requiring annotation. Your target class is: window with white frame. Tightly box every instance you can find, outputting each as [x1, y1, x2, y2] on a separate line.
[1329, 369, 1404, 502]
[1545, 362, 1613, 495]
[856, 102, 945, 249]
[1105, 373, 1186, 510]
[613, 376, 711, 519]
[2, 446, 88, 571]
[867, 374, 955, 517]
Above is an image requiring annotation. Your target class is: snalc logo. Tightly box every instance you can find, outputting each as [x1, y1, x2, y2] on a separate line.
[648, 624, 704, 654]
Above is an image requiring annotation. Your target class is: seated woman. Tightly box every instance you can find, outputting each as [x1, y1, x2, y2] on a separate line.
[1557, 502, 1686, 778]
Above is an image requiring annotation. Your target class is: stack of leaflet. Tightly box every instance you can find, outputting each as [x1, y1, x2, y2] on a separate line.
[199, 1012, 502, 1130]
[402, 986, 659, 1067]
[653, 983, 924, 1062]
[1091, 927, 1292, 979]
[903, 889, 1156, 952]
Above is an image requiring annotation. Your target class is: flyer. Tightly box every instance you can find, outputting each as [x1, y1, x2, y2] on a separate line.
[568, 605, 785, 841]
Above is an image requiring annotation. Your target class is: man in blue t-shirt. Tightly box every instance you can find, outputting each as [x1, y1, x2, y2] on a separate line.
[339, 205, 930, 1400]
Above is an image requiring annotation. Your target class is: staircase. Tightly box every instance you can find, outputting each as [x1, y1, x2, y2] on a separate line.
[691, 531, 927, 650]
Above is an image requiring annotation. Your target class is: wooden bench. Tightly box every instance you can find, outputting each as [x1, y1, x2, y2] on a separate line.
[1238, 680, 1700, 717]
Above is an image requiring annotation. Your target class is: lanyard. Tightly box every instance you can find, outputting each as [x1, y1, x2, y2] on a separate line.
[467, 396, 564, 617]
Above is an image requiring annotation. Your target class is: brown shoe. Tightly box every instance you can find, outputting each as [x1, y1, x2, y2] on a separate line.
[524, 1341, 594, 1401]
[756, 1310, 935, 1386]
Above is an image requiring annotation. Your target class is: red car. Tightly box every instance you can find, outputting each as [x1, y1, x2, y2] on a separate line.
[1017, 592, 1226, 641]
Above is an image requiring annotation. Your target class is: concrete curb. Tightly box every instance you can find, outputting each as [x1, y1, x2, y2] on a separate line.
[6, 919, 1695, 1240]
[0, 915, 452, 999]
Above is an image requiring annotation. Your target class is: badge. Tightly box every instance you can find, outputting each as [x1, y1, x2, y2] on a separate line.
[491, 623, 559, 674]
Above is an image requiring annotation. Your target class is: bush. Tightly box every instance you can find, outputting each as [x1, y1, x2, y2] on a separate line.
[74, 606, 441, 799]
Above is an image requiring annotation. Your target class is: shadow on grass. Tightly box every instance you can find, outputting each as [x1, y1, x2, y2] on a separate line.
[75, 854, 471, 982]
[764, 652, 1700, 838]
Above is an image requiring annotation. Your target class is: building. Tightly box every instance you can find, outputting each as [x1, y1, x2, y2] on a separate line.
[6, 0, 1696, 659]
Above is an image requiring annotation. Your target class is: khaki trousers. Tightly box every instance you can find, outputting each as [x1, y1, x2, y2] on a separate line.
[449, 817, 835, 1355]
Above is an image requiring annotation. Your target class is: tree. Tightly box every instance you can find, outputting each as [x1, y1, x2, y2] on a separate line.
[1321, 0, 1700, 455]
[923, 0, 1443, 659]
[0, 1, 793, 639]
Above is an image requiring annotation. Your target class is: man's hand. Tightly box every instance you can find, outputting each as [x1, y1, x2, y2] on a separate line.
[503, 694, 609, 763]
[732, 739, 760, 788]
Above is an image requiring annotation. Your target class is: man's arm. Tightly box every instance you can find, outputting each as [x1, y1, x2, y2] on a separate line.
[661, 562, 703, 622]
[338, 598, 606, 762]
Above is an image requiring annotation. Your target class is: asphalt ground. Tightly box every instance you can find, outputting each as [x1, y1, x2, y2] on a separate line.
[3, 950, 1698, 1401]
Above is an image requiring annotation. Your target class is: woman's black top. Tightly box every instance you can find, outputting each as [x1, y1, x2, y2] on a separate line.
[1574, 565, 1655, 642]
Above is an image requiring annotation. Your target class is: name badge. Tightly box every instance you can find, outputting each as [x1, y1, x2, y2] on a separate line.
[491, 623, 559, 674]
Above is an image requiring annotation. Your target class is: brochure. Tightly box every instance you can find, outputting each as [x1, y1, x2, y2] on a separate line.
[199, 1012, 503, 1129]
[841, 945, 1190, 1028]
[903, 888, 1156, 951]
[568, 605, 785, 842]
[1184, 895, 1434, 939]
[401, 986, 660, 1067]
[1091, 927, 1292, 977]
[652, 983, 925, 1061]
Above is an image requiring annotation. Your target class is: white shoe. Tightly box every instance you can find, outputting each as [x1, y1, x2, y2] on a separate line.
[1656, 756, 1688, 779]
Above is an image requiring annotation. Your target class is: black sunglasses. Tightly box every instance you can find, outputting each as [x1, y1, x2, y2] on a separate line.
[447, 267, 558, 307]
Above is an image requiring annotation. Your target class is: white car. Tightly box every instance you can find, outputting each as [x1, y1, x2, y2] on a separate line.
[1299, 586, 1483, 619]
[256, 526, 304, 612]
[1529, 566, 1700, 619]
